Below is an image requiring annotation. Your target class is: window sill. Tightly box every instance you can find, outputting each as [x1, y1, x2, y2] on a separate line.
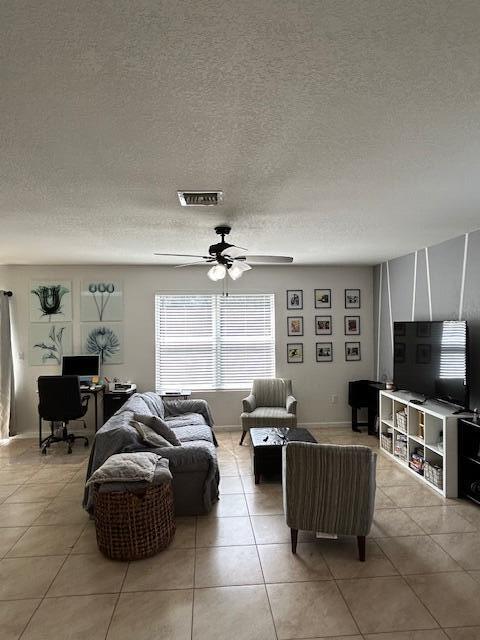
[190, 388, 250, 393]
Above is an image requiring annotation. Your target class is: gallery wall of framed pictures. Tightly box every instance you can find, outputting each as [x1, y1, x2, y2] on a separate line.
[29, 279, 124, 366]
[285, 288, 363, 364]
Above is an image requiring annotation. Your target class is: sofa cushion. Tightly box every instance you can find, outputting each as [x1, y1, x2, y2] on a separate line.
[130, 420, 173, 449]
[166, 412, 206, 429]
[134, 413, 181, 446]
[241, 406, 296, 428]
[172, 422, 214, 445]
[243, 407, 294, 419]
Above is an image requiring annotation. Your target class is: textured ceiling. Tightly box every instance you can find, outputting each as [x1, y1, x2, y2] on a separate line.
[2, 0, 480, 265]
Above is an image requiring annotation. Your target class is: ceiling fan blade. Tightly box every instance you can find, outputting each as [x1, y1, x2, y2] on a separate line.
[221, 245, 248, 258]
[245, 255, 293, 264]
[154, 253, 210, 258]
[174, 260, 213, 268]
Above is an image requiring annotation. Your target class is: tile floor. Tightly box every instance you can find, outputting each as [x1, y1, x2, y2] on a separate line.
[1, 427, 480, 640]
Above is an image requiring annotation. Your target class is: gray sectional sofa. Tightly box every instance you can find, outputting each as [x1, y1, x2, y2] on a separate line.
[83, 392, 219, 515]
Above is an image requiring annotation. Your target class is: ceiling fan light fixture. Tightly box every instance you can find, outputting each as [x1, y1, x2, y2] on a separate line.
[228, 260, 251, 280]
[207, 264, 227, 281]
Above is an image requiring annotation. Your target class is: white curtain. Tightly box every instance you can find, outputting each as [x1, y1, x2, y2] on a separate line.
[0, 292, 14, 439]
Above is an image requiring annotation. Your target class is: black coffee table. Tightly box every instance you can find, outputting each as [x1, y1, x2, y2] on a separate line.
[250, 427, 317, 484]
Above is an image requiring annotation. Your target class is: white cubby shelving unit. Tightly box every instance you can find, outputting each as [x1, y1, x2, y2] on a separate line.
[379, 390, 468, 498]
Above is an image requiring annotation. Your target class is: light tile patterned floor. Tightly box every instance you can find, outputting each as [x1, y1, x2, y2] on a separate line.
[1, 428, 480, 640]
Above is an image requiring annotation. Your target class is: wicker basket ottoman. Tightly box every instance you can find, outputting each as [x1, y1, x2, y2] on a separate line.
[93, 482, 176, 560]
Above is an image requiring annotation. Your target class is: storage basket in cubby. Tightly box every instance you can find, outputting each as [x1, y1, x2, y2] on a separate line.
[424, 461, 443, 490]
[395, 409, 407, 432]
[394, 434, 408, 462]
[380, 433, 393, 454]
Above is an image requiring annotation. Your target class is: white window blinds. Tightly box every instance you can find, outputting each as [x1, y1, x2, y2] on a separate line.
[155, 294, 275, 390]
[439, 321, 467, 380]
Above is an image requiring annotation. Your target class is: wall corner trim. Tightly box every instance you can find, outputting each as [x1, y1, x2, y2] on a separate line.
[411, 251, 418, 321]
[376, 264, 383, 380]
[425, 246, 433, 321]
[458, 233, 469, 321]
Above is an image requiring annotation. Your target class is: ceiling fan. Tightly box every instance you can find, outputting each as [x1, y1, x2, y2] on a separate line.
[154, 225, 293, 281]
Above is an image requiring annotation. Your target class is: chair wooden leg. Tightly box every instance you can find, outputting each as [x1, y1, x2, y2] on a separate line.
[239, 430, 247, 446]
[357, 535, 366, 562]
[290, 528, 298, 554]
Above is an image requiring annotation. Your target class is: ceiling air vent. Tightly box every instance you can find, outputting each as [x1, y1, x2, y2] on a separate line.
[177, 191, 223, 207]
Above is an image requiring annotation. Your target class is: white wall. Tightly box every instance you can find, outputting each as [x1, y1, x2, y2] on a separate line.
[2, 264, 374, 434]
[0, 266, 8, 290]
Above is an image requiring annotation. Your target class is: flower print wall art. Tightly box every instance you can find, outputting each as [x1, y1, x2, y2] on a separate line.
[30, 281, 72, 322]
[81, 280, 123, 322]
[29, 323, 73, 366]
[81, 323, 124, 364]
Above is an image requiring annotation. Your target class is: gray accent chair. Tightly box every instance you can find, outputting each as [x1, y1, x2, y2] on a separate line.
[283, 442, 377, 561]
[240, 378, 297, 445]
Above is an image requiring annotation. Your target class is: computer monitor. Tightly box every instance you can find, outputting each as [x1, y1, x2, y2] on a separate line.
[61, 355, 100, 381]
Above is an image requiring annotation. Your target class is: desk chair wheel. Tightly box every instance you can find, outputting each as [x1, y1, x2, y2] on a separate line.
[41, 447, 47, 455]
[67, 445, 72, 454]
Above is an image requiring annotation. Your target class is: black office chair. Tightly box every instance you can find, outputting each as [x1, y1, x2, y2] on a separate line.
[38, 375, 90, 454]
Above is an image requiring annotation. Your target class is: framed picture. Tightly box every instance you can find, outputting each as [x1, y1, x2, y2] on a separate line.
[287, 316, 304, 336]
[394, 342, 406, 363]
[315, 315, 332, 335]
[287, 343, 303, 363]
[345, 341, 361, 361]
[287, 290, 303, 310]
[316, 342, 333, 362]
[29, 323, 73, 366]
[416, 322, 431, 338]
[81, 322, 124, 364]
[394, 322, 406, 337]
[344, 315, 360, 335]
[81, 280, 123, 321]
[416, 343, 431, 364]
[314, 289, 331, 309]
[30, 280, 72, 323]
[345, 289, 361, 309]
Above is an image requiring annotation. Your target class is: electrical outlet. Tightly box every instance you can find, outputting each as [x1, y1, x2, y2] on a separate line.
[18, 352, 24, 360]
[330, 394, 338, 405]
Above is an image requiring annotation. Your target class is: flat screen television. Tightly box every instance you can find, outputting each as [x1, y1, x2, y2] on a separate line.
[393, 320, 469, 409]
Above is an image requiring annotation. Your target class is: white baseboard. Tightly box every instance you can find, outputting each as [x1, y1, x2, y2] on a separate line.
[214, 421, 351, 432]
[11, 430, 95, 440]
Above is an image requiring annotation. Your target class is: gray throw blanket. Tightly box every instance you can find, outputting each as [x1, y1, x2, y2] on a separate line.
[86, 452, 160, 486]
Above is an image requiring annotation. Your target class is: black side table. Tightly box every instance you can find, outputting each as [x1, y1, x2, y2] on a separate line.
[250, 427, 317, 484]
[103, 389, 136, 425]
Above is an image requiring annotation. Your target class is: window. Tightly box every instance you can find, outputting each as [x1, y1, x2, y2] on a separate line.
[439, 321, 467, 380]
[155, 294, 275, 390]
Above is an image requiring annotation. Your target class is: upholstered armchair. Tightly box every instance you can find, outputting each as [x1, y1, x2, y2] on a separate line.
[240, 378, 297, 445]
[283, 442, 376, 561]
